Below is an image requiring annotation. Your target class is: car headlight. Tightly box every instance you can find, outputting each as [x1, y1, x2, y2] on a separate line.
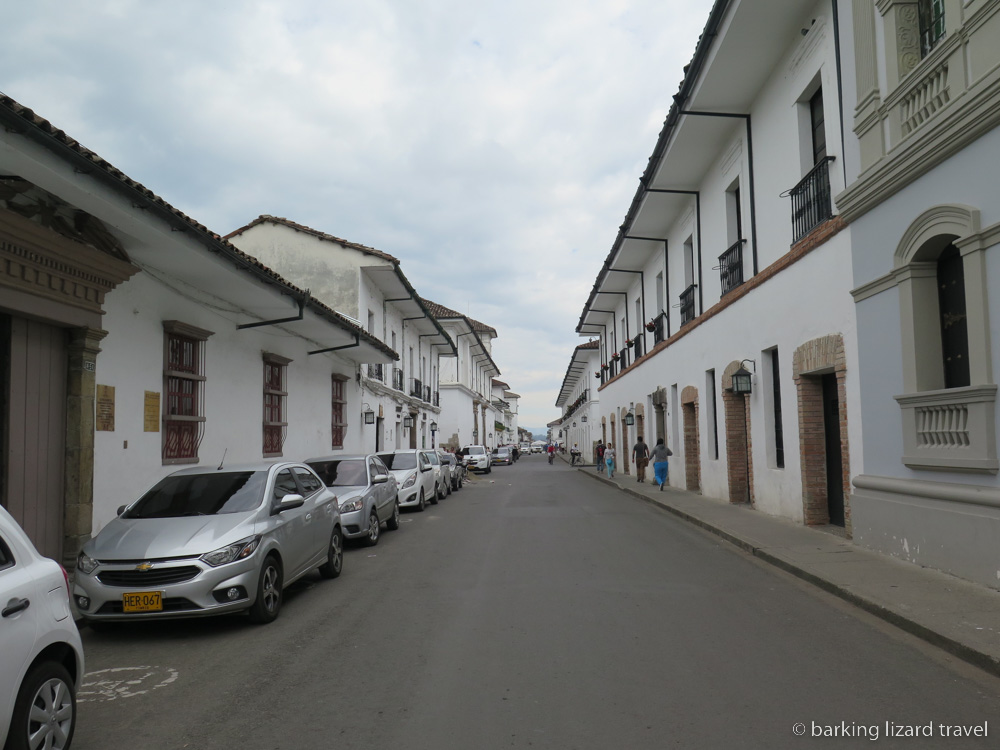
[201, 536, 261, 567]
[77, 551, 99, 575]
[401, 473, 416, 489]
[340, 499, 364, 513]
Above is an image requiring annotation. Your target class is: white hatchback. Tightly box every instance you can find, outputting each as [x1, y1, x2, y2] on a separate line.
[1, 505, 84, 750]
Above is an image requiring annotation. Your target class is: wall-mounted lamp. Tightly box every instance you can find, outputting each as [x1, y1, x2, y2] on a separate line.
[624, 402, 635, 426]
[362, 402, 375, 425]
[582, 415, 588, 423]
[430, 421, 438, 432]
[732, 359, 756, 395]
[403, 415, 414, 429]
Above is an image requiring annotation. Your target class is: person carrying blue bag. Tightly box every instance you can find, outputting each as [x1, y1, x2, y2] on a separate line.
[651, 438, 672, 490]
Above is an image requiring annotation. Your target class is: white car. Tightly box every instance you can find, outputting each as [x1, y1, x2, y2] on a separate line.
[1, 505, 84, 750]
[377, 450, 439, 511]
[462, 445, 492, 473]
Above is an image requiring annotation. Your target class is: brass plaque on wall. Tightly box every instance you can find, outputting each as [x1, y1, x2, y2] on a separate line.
[144, 391, 160, 432]
[96, 385, 115, 431]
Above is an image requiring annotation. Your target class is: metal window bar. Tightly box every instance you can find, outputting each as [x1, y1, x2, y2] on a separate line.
[919, 0, 945, 58]
[718, 240, 745, 296]
[679, 284, 697, 326]
[409, 378, 423, 399]
[787, 156, 835, 244]
[392, 367, 404, 391]
[652, 313, 666, 345]
[433, 390, 440, 407]
[367, 363, 383, 382]
[633, 335, 644, 359]
[619, 348, 629, 369]
[424, 385, 431, 403]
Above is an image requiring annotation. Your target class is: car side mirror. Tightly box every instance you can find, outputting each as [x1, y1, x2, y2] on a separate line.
[276, 493, 305, 513]
[117, 504, 128, 516]
[421, 465, 432, 473]
[372, 474, 389, 484]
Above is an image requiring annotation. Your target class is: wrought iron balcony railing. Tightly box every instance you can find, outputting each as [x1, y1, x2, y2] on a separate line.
[787, 156, 835, 244]
[433, 390, 440, 407]
[409, 378, 423, 399]
[679, 284, 697, 326]
[633, 335, 644, 359]
[367, 363, 383, 382]
[423, 385, 431, 402]
[652, 312, 667, 345]
[392, 367, 404, 391]
[718, 240, 745, 297]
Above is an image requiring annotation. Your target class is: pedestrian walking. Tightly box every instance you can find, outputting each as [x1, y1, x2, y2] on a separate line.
[595, 441, 606, 474]
[632, 435, 650, 483]
[651, 438, 673, 490]
[547, 443, 555, 464]
[604, 443, 616, 478]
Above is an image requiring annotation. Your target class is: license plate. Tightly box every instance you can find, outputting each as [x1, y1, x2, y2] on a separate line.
[122, 591, 163, 613]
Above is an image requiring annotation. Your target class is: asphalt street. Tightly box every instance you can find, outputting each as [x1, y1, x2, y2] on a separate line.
[75, 456, 1000, 749]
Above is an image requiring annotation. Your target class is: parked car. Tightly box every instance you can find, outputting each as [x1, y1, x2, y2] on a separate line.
[422, 450, 448, 499]
[519, 443, 532, 456]
[492, 447, 513, 466]
[434, 451, 455, 496]
[462, 445, 492, 473]
[377, 450, 438, 511]
[306, 454, 399, 546]
[1, 505, 84, 750]
[440, 452, 465, 490]
[74, 462, 342, 626]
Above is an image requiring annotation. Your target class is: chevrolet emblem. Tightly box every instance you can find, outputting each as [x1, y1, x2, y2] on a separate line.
[135, 562, 154, 572]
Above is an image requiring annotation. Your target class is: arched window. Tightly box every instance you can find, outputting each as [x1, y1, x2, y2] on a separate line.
[936, 244, 969, 389]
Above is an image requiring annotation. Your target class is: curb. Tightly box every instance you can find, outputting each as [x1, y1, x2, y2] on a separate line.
[578, 466, 1000, 678]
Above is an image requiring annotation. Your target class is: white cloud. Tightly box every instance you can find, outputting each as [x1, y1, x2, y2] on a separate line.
[1, 0, 714, 427]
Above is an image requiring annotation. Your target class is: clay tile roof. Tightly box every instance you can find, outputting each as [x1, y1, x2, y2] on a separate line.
[421, 298, 498, 338]
[576, 340, 600, 351]
[0, 93, 396, 361]
[225, 215, 399, 263]
[492, 378, 509, 388]
[504, 391, 520, 399]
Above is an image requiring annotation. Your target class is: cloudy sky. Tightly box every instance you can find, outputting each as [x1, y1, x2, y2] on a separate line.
[1, 0, 714, 430]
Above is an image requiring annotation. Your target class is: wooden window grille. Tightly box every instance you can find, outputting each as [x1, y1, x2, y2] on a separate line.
[162, 321, 212, 464]
[331, 375, 348, 449]
[263, 353, 291, 457]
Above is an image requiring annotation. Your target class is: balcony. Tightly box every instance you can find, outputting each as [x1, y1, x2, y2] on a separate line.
[895, 385, 998, 473]
[409, 378, 423, 399]
[632, 335, 644, 359]
[679, 284, 697, 326]
[367, 363, 383, 382]
[433, 390, 439, 407]
[423, 384, 431, 403]
[392, 367, 404, 391]
[618, 348, 629, 370]
[650, 312, 667, 345]
[787, 157, 835, 244]
[718, 240, 745, 296]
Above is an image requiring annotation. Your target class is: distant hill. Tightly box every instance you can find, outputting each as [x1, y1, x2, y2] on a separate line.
[521, 428, 546, 441]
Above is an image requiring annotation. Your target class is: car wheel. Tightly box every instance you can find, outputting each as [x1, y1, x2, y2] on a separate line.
[430, 484, 439, 505]
[417, 489, 426, 512]
[364, 508, 380, 547]
[248, 555, 283, 624]
[458, 475, 463, 489]
[386, 500, 401, 531]
[318, 527, 343, 579]
[7, 660, 76, 750]
[486, 466, 492, 474]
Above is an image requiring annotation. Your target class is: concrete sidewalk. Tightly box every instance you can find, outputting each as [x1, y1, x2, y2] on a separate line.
[571, 457, 1000, 678]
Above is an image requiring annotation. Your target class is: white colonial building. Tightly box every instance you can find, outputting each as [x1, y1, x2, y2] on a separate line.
[421, 300, 503, 450]
[555, 341, 601, 462]
[226, 216, 456, 455]
[838, 0, 1000, 590]
[575, 0, 862, 529]
[0, 97, 394, 561]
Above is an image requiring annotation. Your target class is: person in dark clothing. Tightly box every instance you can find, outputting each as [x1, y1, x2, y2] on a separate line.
[632, 435, 650, 483]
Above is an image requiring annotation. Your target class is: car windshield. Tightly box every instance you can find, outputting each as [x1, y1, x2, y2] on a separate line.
[378, 452, 417, 470]
[124, 472, 266, 518]
[308, 459, 368, 487]
[468, 446, 485, 455]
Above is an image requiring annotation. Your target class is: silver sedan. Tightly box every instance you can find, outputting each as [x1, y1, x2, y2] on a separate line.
[306, 454, 400, 545]
[74, 462, 343, 626]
